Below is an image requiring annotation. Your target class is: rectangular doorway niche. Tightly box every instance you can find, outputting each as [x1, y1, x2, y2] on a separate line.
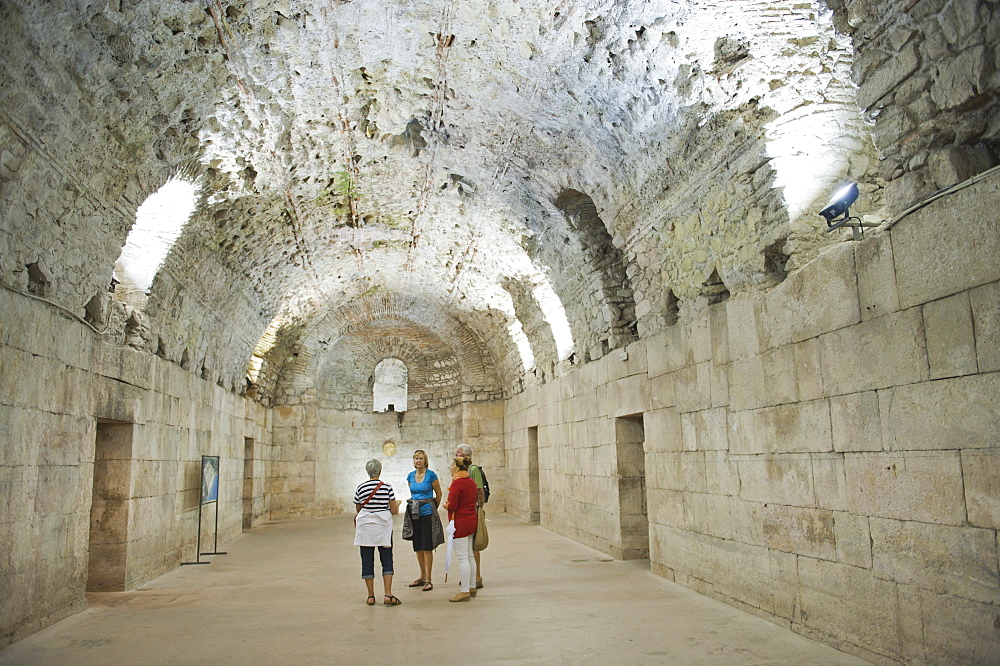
[88, 419, 134, 592]
[615, 414, 649, 560]
[527, 426, 540, 522]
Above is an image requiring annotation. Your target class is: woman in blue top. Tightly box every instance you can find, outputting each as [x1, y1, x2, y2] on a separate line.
[406, 450, 442, 591]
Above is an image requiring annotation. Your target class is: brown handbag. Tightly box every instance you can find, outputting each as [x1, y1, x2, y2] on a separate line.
[473, 505, 489, 551]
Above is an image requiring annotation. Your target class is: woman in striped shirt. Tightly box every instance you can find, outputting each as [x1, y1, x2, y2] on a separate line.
[354, 459, 400, 606]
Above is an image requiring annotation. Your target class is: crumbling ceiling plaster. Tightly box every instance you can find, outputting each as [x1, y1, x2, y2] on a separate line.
[1, 0, 875, 398]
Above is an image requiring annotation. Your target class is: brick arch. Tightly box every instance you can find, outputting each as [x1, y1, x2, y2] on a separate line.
[314, 327, 465, 409]
[265, 291, 502, 407]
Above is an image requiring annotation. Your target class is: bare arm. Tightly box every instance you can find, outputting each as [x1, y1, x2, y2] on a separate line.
[432, 479, 442, 507]
[389, 499, 399, 515]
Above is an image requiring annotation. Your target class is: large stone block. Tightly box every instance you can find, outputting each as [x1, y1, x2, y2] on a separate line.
[962, 450, 1000, 529]
[833, 511, 872, 569]
[870, 517, 998, 604]
[694, 407, 729, 451]
[649, 523, 711, 582]
[830, 391, 883, 452]
[923, 292, 978, 379]
[0, 406, 36, 467]
[0, 473, 37, 532]
[819, 307, 928, 395]
[793, 338, 824, 402]
[709, 301, 730, 366]
[797, 557, 901, 660]
[609, 374, 649, 418]
[0, 345, 45, 411]
[737, 456, 815, 507]
[625, 338, 648, 378]
[649, 371, 676, 410]
[879, 373, 1000, 450]
[708, 537, 799, 619]
[726, 409, 756, 455]
[681, 413, 697, 452]
[812, 453, 850, 512]
[673, 362, 712, 413]
[844, 451, 966, 524]
[761, 244, 861, 350]
[646, 488, 686, 529]
[729, 348, 796, 411]
[652, 452, 705, 494]
[704, 450, 740, 497]
[35, 466, 87, 518]
[729, 498, 765, 547]
[709, 362, 729, 408]
[893, 172, 1000, 309]
[725, 293, 765, 362]
[855, 231, 900, 321]
[685, 310, 713, 365]
[970, 281, 1000, 373]
[752, 400, 833, 454]
[919, 588, 1000, 663]
[654, 323, 687, 377]
[763, 504, 836, 560]
[687, 491, 732, 540]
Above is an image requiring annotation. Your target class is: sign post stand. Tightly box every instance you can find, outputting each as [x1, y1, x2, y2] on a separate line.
[182, 455, 227, 564]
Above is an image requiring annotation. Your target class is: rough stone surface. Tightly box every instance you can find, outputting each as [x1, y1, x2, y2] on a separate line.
[870, 517, 999, 604]
[2, 1, 999, 663]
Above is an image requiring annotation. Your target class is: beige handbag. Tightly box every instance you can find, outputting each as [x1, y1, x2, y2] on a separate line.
[473, 505, 489, 551]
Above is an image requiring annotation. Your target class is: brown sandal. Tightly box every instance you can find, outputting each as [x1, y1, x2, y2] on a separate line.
[422, 582, 433, 591]
[366, 596, 376, 606]
[384, 595, 402, 606]
[408, 579, 425, 587]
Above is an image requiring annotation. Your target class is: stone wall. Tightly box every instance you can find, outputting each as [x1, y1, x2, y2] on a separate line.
[503, 171, 1000, 663]
[831, 0, 1000, 211]
[0, 286, 271, 648]
[268, 399, 505, 519]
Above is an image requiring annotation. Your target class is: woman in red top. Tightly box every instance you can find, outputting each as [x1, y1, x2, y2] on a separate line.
[446, 456, 479, 602]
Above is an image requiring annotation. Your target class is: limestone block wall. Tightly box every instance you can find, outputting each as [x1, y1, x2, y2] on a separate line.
[506, 354, 648, 557]
[504, 172, 1000, 664]
[0, 287, 271, 648]
[269, 399, 506, 519]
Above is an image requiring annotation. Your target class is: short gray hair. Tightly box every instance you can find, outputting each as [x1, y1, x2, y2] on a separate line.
[456, 444, 473, 458]
[365, 459, 382, 477]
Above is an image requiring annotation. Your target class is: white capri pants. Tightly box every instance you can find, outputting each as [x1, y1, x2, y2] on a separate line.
[453, 534, 478, 593]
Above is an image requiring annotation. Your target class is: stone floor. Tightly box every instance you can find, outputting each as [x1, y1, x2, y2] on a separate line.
[1, 513, 868, 665]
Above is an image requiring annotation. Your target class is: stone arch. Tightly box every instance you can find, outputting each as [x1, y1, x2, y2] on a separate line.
[261, 292, 503, 407]
[554, 189, 637, 360]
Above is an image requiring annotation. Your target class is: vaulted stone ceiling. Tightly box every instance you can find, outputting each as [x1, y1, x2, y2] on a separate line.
[1, 0, 881, 401]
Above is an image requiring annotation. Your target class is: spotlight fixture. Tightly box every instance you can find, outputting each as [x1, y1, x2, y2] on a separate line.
[820, 183, 875, 240]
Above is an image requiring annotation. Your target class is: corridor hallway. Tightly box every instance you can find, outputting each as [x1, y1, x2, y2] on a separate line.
[1, 514, 866, 665]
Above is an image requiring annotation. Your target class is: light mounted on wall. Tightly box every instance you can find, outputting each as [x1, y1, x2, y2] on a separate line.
[820, 183, 876, 240]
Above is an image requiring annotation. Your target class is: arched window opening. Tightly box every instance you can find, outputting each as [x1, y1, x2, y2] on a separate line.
[114, 176, 199, 308]
[247, 317, 283, 385]
[509, 318, 535, 373]
[374, 357, 408, 413]
[555, 188, 638, 352]
[532, 278, 575, 361]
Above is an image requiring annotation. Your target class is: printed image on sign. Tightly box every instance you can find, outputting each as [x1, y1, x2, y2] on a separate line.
[202, 456, 219, 503]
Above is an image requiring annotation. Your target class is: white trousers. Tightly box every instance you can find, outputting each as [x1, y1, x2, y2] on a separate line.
[453, 534, 478, 593]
